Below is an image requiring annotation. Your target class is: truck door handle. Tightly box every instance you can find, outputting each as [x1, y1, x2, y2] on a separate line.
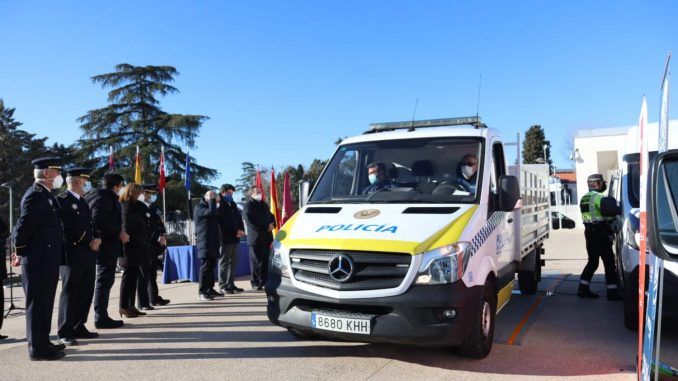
[507, 218, 514, 223]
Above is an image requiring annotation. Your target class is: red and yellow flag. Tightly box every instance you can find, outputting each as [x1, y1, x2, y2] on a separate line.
[134, 145, 142, 184]
[269, 168, 281, 235]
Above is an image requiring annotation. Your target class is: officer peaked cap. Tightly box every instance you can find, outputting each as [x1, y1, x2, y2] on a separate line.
[66, 167, 92, 179]
[32, 157, 62, 170]
[143, 184, 159, 193]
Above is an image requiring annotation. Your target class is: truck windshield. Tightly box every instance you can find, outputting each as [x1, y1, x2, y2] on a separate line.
[308, 138, 483, 204]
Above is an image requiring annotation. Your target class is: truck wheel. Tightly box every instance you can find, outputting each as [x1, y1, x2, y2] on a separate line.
[623, 272, 639, 331]
[458, 279, 496, 359]
[518, 246, 540, 295]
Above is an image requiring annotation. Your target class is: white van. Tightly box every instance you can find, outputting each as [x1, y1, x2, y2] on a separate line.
[266, 117, 550, 358]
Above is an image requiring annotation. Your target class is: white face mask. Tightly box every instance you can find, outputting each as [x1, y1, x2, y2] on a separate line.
[461, 165, 475, 179]
[83, 181, 92, 193]
[138, 194, 146, 203]
[252, 194, 262, 201]
[51, 175, 64, 190]
[149, 194, 157, 203]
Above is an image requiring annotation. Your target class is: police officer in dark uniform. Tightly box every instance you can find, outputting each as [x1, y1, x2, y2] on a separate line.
[56, 168, 102, 346]
[13, 157, 67, 360]
[136, 184, 170, 310]
[578, 174, 622, 301]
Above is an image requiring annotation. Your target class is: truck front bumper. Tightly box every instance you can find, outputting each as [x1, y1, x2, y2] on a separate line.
[265, 275, 481, 347]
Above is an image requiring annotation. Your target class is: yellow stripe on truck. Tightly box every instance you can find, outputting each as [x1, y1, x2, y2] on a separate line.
[276, 205, 478, 255]
[413, 206, 477, 254]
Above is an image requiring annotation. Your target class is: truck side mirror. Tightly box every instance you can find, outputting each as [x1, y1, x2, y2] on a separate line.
[298, 181, 311, 208]
[498, 175, 520, 212]
[648, 150, 678, 263]
[600, 196, 621, 217]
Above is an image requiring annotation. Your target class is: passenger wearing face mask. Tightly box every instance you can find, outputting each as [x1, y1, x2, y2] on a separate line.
[13, 157, 67, 360]
[361, 162, 391, 195]
[55, 168, 101, 346]
[136, 184, 170, 310]
[243, 186, 276, 290]
[455, 154, 479, 195]
[85, 173, 126, 329]
[118, 183, 151, 318]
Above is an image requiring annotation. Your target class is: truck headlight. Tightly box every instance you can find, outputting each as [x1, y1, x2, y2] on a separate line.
[269, 240, 291, 278]
[415, 242, 471, 285]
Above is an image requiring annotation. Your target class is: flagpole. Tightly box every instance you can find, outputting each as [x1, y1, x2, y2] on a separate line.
[161, 145, 167, 223]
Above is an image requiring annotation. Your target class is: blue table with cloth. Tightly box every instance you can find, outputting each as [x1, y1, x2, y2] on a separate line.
[162, 243, 251, 284]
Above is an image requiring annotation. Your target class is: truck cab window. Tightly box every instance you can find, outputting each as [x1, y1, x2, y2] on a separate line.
[309, 138, 483, 204]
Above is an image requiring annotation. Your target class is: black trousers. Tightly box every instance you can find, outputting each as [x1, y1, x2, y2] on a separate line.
[248, 245, 270, 288]
[57, 261, 96, 338]
[199, 258, 216, 295]
[219, 243, 238, 290]
[136, 262, 157, 308]
[581, 225, 619, 286]
[93, 255, 118, 322]
[119, 263, 140, 310]
[21, 263, 59, 356]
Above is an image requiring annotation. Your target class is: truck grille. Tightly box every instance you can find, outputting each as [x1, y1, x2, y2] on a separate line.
[289, 249, 412, 291]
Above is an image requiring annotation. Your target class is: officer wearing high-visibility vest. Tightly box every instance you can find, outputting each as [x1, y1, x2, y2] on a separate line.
[578, 174, 622, 301]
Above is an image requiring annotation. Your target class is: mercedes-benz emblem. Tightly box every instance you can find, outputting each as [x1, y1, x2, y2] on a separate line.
[328, 255, 354, 282]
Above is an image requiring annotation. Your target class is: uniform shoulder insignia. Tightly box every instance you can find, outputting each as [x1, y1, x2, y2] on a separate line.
[33, 184, 43, 192]
[57, 192, 68, 198]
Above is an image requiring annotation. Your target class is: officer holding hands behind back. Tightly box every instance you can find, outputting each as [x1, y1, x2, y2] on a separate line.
[55, 168, 101, 346]
[13, 157, 67, 360]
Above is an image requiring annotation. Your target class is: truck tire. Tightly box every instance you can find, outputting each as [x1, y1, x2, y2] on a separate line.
[623, 272, 639, 331]
[518, 246, 541, 295]
[458, 278, 497, 359]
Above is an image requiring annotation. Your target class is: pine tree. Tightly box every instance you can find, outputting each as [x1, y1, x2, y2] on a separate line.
[0, 99, 54, 218]
[77, 64, 217, 190]
[522, 125, 552, 170]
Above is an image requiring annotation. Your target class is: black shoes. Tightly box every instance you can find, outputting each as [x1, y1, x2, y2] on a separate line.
[220, 288, 235, 295]
[577, 285, 599, 299]
[0, 334, 8, 340]
[49, 342, 66, 352]
[57, 337, 79, 346]
[139, 305, 155, 311]
[198, 293, 214, 301]
[151, 297, 170, 306]
[30, 347, 66, 361]
[232, 286, 244, 293]
[73, 327, 100, 339]
[209, 289, 225, 297]
[95, 317, 125, 329]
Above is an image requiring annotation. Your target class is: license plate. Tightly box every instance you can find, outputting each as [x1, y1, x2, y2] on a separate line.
[311, 312, 371, 335]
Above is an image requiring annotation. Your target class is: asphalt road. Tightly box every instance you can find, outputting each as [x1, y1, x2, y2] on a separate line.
[1, 229, 676, 380]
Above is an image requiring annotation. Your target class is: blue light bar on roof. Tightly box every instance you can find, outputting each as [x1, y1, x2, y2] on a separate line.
[368, 116, 484, 132]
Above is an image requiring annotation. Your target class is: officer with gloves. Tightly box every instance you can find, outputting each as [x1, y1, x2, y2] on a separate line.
[578, 174, 622, 301]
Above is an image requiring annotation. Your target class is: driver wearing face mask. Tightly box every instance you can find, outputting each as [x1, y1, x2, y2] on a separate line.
[455, 154, 479, 194]
[361, 162, 391, 195]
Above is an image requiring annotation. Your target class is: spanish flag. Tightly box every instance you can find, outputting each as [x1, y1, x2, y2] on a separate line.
[134, 145, 142, 184]
[269, 168, 281, 235]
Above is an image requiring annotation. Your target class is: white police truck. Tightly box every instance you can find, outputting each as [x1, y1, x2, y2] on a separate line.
[266, 117, 550, 358]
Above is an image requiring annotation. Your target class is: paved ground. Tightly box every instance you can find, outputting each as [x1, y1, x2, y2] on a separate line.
[1, 229, 676, 380]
